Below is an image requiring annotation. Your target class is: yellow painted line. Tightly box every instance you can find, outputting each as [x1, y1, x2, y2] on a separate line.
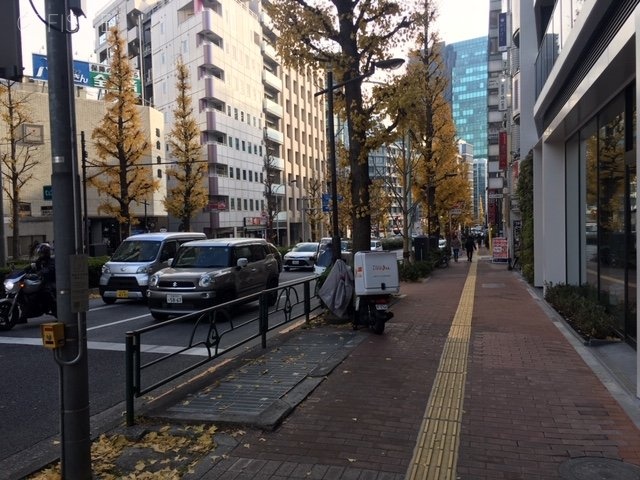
[406, 261, 477, 480]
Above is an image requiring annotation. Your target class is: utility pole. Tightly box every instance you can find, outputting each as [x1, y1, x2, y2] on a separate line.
[45, 1, 92, 478]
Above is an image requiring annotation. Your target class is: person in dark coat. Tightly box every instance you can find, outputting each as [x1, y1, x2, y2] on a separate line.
[464, 235, 476, 262]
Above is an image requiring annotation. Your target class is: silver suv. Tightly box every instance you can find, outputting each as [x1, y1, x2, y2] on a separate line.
[146, 238, 280, 320]
[99, 232, 206, 304]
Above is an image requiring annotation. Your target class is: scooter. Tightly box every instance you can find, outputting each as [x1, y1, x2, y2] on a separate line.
[0, 268, 57, 331]
[352, 251, 399, 335]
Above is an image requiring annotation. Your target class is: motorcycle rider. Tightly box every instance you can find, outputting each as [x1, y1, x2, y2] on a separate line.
[33, 243, 56, 311]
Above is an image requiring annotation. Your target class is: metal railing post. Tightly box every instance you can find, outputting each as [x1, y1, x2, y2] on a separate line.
[125, 333, 135, 426]
[259, 292, 269, 348]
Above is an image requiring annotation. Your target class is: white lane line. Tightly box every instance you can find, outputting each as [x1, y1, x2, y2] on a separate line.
[87, 314, 150, 331]
[0, 336, 216, 357]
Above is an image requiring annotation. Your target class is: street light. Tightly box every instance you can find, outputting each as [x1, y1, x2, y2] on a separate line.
[315, 58, 404, 263]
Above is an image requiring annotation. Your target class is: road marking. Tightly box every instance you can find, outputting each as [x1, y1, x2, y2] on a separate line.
[406, 260, 477, 480]
[87, 314, 150, 331]
[0, 336, 217, 357]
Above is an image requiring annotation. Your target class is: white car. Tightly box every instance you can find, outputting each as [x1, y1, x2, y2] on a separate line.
[283, 242, 319, 271]
[370, 239, 383, 251]
[439, 238, 447, 250]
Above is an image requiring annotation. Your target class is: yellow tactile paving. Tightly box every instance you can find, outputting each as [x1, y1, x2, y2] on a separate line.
[406, 261, 477, 480]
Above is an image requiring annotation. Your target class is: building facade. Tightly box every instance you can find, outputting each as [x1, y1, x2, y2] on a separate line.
[0, 80, 165, 258]
[518, 0, 639, 367]
[444, 37, 489, 222]
[94, 0, 326, 245]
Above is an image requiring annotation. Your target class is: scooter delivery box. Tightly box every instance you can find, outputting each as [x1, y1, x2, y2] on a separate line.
[354, 251, 400, 296]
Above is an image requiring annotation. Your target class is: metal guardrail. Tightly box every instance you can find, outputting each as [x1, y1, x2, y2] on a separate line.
[124, 276, 321, 426]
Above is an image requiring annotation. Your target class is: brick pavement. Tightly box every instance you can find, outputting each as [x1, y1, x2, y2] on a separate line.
[189, 255, 640, 480]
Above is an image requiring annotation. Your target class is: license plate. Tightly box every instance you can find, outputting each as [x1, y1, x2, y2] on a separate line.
[375, 303, 388, 311]
[116, 290, 129, 299]
[292, 260, 300, 265]
[166, 294, 183, 304]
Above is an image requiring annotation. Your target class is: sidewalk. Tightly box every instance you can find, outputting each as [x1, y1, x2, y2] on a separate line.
[23, 253, 640, 479]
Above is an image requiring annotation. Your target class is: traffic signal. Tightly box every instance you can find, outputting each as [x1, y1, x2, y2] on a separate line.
[0, 0, 23, 81]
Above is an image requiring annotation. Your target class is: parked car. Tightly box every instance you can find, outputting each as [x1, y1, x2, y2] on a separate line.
[283, 242, 320, 271]
[146, 238, 280, 320]
[370, 239, 383, 251]
[314, 238, 353, 275]
[439, 238, 447, 250]
[99, 231, 206, 304]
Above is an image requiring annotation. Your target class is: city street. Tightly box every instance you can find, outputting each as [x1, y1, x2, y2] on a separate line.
[0, 269, 316, 467]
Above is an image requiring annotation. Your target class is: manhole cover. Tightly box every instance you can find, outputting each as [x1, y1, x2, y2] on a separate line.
[558, 457, 640, 479]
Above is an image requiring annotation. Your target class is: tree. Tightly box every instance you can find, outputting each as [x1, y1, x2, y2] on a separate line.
[373, 14, 470, 258]
[0, 80, 40, 258]
[164, 59, 208, 231]
[265, 0, 419, 254]
[90, 27, 158, 244]
[305, 177, 324, 241]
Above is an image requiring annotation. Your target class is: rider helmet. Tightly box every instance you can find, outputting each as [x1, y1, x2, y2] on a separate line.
[35, 243, 52, 259]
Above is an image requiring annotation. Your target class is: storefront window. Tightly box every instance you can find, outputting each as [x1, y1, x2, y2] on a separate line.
[578, 86, 635, 345]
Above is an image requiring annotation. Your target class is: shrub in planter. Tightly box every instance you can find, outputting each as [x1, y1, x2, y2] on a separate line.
[545, 283, 618, 341]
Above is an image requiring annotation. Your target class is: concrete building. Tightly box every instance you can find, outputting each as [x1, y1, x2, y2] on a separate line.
[94, 0, 326, 245]
[0, 79, 165, 258]
[518, 0, 639, 362]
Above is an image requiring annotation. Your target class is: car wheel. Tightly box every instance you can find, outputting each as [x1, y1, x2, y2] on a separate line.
[284, 267, 290, 272]
[102, 296, 116, 305]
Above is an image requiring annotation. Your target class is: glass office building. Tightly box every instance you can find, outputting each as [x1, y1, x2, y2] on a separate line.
[444, 37, 488, 220]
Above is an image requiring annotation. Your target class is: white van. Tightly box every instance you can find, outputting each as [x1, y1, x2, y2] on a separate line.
[99, 232, 206, 304]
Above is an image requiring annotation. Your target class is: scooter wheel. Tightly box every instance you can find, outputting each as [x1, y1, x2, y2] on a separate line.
[371, 313, 386, 335]
[0, 302, 18, 331]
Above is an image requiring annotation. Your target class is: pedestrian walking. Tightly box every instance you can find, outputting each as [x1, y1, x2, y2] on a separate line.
[464, 235, 476, 262]
[450, 234, 462, 262]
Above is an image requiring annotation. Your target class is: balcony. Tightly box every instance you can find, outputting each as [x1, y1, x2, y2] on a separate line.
[265, 127, 283, 145]
[199, 8, 223, 42]
[263, 97, 283, 118]
[262, 69, 282, 92]
[262, 41, 277, 63]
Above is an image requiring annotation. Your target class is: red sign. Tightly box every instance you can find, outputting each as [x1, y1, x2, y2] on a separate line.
[492, 237, 509, 261]
[499, 131, 508, 170]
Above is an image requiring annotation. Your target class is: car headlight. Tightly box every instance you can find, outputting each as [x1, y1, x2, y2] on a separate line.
[4, 279, 15, 291]
[136, 265, 151, 274]
[199, 273, 213, 288]
[101, 264, 111, 274]
[149, 274, 160, 287]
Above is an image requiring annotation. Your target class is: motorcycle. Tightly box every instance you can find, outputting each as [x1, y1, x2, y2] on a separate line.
[0, 267, 57, 331]
[354, 293, 394, 335]
[352, 251, 399, 335]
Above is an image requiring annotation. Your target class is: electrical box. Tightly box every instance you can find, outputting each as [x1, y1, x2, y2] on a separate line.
[354, 251, 400, 296]
[41, 322, 65, 349]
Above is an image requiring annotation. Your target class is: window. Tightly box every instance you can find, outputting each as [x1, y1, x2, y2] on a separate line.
[230, 168, 234, 178]
[242, 170, 247, 180]
[249, 171, 253, 182]
[242, 140, 245, 151]
[157, 169, 162, 178]
[236, 168, 240, 178]
[234, 108, 238, 120]
[230, 198, 235, 210]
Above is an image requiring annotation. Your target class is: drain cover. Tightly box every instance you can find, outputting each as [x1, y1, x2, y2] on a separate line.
[558, 457, 640, 479]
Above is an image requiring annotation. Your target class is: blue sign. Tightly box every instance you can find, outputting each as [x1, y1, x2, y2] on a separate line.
[321, 193, 343, 212]
[32, 54, 141, 95]
[498, 13, 508, 50]
[43, 185, 52, 201]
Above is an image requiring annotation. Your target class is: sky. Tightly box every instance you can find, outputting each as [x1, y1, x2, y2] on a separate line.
[18, 0, 490, 74]
[436, 0, 490, 44]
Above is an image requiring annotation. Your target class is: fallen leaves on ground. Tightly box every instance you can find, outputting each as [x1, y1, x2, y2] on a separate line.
[27, 424, 222, 479]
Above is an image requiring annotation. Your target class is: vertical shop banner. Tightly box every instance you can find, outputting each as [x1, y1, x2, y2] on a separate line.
[498, 13, 509, 51]
[499, 131, 508, 170]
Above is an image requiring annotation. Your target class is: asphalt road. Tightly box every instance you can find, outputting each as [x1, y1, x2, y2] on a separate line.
[0, 269, 317, 470]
